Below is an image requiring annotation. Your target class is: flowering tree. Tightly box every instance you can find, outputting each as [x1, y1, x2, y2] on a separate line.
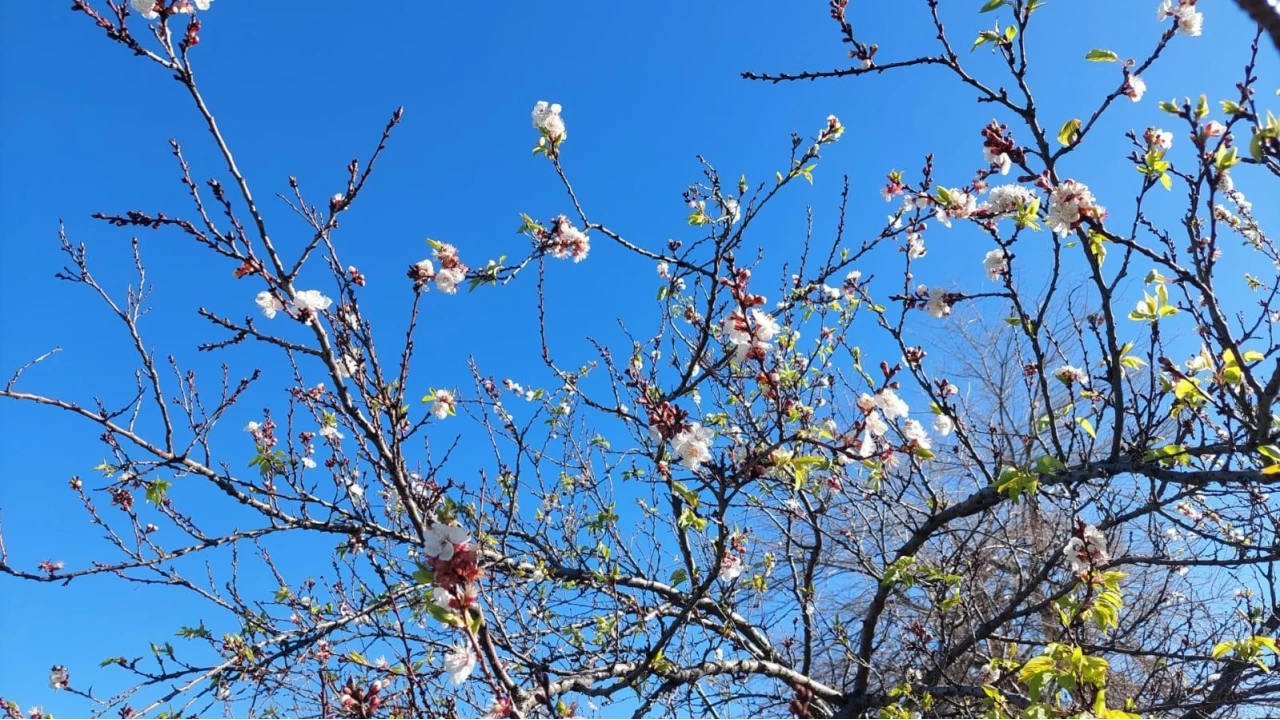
[3, 0, 1280, 718]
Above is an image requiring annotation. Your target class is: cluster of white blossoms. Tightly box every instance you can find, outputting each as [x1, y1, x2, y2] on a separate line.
[983, 248, 1009, 281]
[546, 215, 590, 262]
[429, 389, 457, 420]
[131, 0, 213, 19]
[1157, 0, 1203, 37]
[48, 666, 69, 691]
[724, 308, 781, 364]
[672, 423, 715, 471]
[255, 289, 332, 320]
[986, 184, 1038, 217]
[532, 101, 566, 137]
[1054, 364, 1090, 386]
[433, 243, 469, 294]
[423, 521, 471, 562]
[1046, 180, 1103, 236]
[443, 644, 477, 686]
[923, 286, 952, 319]
[1064, 523, 1110, 574]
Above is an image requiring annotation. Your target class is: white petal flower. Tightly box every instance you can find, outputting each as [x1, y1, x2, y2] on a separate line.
[1046, 180, 1102, 236]
[1124, 74, 1147, 102]
[292, 289, 333, 314]
[874, 389, 910, 421]
[902, 419, 931, 450]
[865, 411, 889, 437]
[131, 0, 160, 19]
[1064, 523, 1110, 574]
[1053, 365, 1090, 386]
[430, 389, 456, 420]
[719, 555, 745, 582]
[983, 248, 1009, 281]
[48, 666, 69, 691]
[672, 423, 715, 471]
[933, 414, 955, 437]
[435, 267, 465, 294]
[423, 521, 471, 562]
[256, 291, 284, 319]
[531, 101, 566, 138]
[986, 184, 1037, 216]
[443, 644, 477, 686]
[925, 287, 951, 319]
[319, 424, 344, 442]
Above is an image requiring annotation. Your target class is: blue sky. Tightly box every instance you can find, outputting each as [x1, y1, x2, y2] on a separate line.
[1, 1, 1274, 716]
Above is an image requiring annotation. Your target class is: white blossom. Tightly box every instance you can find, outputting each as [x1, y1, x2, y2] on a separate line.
[48, 667, 68, 691]
[983, 146, 1013, 175]
[1046, 180, 1102, 236]
[1053, 365, 1090, 386]
[672, 423, 715, 471]
[1064, 524, 1110, 574]
[443, 644, 477, 686]
[983, 248, 1009, 281]
[423, 521, 471, 562]
[865, 411, 889, 437]
[1124, 74, 1147, 102]
[933, 413, 955, 437]
[719, 555, 745, 582]
[430, 389, 456, 420]
[131, 0, 159, 19]
[292, 289, 333, 314]
[722, 197, 742, 224]
[986, 184, 1037, 216]
[346, 478, 364, 500]
[857, 394, 878, 413]
[905, 231, 927, 259]
[255, 291, 284, 319]
[319, 424, 344, 442]
[925, 286, 951, 319]
[435, 267, 466, 294]
[935, 188, 978, 227]
[902, 419, 931, 450]
[874, 389, 910, 420]
[301, 457, 317, 469]
[531, 101, 565, 137]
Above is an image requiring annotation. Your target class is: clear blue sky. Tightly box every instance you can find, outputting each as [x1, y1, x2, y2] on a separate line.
[1, 1, 1273, 716]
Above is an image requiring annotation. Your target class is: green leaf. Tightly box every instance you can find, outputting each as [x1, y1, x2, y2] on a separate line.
[670, 568, 689, 587]
[1212, 641, 1236, 660]
[1084, 49, 1119, 62]
[980, 0, 1006, 11]
[145, 479, 172, 506]
[1058, 118, 1082, 147]
[1078, 417, 1096, 439]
